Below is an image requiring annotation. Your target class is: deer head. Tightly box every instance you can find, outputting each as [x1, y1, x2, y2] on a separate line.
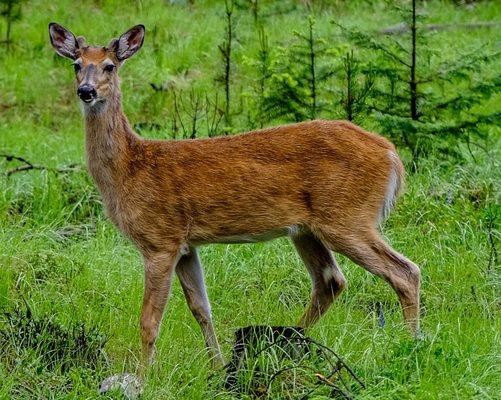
[49, 23, 145, 109]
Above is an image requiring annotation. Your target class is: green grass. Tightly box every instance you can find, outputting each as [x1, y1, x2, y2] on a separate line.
[0, 0, 500, 399]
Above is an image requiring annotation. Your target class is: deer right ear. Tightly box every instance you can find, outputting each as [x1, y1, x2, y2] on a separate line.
[49, 22, 79, 60]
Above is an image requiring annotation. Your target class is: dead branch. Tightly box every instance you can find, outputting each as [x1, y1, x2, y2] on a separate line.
[0, 154, 81, 177]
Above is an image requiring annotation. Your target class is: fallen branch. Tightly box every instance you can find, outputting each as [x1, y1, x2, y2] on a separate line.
[379, 21, 501, 35]
[0, 154, 81, 177]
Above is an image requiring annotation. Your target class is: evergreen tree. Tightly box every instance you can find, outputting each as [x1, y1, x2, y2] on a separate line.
[335, 0, 500, 169]
[339, 50, 374, 122]
[244, 24, 272, 128]
[261, 16, 336, 123]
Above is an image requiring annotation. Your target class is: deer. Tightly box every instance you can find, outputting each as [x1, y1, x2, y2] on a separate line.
[49, 23, 420, 375]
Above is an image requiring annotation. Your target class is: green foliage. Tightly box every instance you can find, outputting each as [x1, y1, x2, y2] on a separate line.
[262, 66, 310, 122]
[0, 0, 22, 21]
[0, 0, 23, 49]
[0, 304, 107, 397]
[0, 305, 107, 373]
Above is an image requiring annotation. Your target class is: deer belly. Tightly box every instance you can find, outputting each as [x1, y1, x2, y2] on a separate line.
[191, 225, 301, 245]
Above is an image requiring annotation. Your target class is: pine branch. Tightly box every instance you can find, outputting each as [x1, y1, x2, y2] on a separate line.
[428, 49, 501, 83]
[430, 76, 501, 113]
[333, 21, 411, 68]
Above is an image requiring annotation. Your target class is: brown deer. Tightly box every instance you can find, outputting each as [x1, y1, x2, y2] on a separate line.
[49, 23, 420, 371]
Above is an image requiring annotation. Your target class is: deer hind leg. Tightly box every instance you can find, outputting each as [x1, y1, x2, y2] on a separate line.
[316, 227, 421, 334]
[176, 247, 224, 367]
[292, 233, 347, 329]
[140, 247, 181, 371]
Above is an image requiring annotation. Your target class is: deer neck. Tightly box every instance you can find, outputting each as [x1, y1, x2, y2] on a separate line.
[83, 90, 138, 194]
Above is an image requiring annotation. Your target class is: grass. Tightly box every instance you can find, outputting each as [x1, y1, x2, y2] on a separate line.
[0, 0, 500, 398]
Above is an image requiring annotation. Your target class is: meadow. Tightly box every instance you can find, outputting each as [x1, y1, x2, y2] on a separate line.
[0, 0, 500, 399]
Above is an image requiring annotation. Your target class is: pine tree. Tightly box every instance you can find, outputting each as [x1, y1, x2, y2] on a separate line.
[244, 24, 272, 128]
[261, 16, 335, 123]
[335, 0, 500, 169]
[339, 50, 374, 122]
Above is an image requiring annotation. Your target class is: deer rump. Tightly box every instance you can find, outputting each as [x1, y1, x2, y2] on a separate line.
[113, 120, 402, 249]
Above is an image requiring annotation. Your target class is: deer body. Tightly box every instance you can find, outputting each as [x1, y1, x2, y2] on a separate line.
[86, 102, 398, 249]
[50, 23, 420, 373]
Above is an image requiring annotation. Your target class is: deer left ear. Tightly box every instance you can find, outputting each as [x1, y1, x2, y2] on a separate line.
[110, 25, 145, 61]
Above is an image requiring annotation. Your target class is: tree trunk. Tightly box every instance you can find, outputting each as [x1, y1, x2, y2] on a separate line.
[309, 18, 316, 119]
[6, 1, 13, 51]
[410, 0, 418, 121]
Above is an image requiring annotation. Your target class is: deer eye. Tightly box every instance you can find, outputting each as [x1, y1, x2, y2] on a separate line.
[103, 64, 115, 72]
[73, 63, 81, 73]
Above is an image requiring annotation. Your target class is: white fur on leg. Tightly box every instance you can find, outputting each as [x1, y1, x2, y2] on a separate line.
[380, 151, 400, 222]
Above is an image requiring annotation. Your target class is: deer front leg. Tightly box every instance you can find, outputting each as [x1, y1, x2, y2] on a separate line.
[100, 248, 180, 398]
[140, 247, 181, 371]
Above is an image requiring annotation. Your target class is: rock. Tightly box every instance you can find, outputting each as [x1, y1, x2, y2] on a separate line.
[99, 373, 143, 399]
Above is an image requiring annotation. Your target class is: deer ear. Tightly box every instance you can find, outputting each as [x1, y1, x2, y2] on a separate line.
[111, 25, 145, 61]
[49, 22, 79, 60]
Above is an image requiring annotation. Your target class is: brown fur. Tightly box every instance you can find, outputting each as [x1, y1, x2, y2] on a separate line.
[49, 23, 420, 372]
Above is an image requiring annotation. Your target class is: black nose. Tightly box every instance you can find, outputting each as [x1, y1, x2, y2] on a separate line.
[77, 84, 97, 102]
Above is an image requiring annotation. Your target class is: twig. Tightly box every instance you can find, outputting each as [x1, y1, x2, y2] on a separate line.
[0, 154, 81, 177]
[0, 153, 33, 167]
[315, 373, 352, 399]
